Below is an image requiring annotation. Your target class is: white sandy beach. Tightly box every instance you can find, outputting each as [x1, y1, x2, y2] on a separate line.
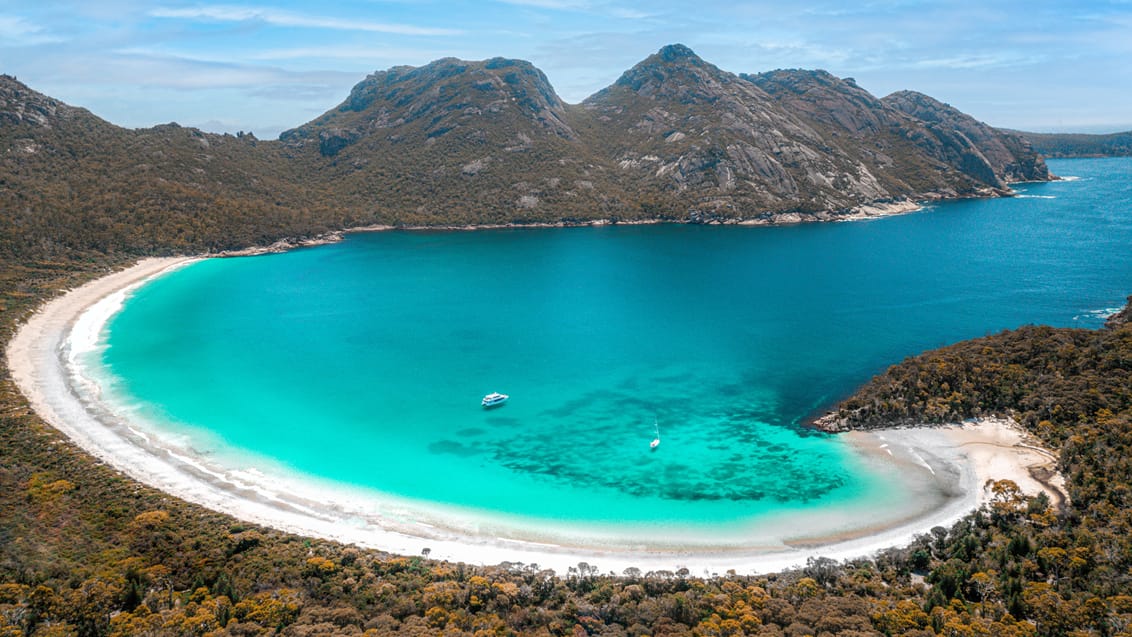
[5, 257, 1066, 576]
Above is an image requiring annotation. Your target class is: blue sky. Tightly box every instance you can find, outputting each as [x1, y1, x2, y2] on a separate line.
[3, 1, 1130, 138]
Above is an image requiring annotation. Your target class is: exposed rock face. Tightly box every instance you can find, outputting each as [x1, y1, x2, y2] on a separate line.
[581, 45, 896, 219]
[0, 74, 77, 128]
[281, 57, 577, 157]
[746, 71, 891, 138]
[1107, 296, 1132, 329]
[574, 46, 1052, 221]
[748, 70, 976, 196]
[811, 411, 852, 433]
[883, 90, 1051, 184]
[749, 70, 1054, 195]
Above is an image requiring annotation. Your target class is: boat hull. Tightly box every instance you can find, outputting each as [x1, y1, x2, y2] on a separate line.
[481, 393, 509, 408]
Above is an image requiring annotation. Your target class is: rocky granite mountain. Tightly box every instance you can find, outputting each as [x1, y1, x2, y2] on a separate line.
[747, 69, 1045, 197]
[282, 44, 1051, 225]
[579, 45, 897, 222]
[278, 57, 631, 225]
[882, 90, 1050, 185]
[1, 46, 1053, 259]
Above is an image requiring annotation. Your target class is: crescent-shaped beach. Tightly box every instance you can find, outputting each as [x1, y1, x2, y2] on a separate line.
[5, 257, 1067, 575]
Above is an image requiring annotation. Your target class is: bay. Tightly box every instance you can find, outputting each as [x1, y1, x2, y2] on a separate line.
[93, 158, 1132, 541]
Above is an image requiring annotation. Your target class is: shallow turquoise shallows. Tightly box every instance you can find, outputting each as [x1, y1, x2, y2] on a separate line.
[96, 158, 1132, 534]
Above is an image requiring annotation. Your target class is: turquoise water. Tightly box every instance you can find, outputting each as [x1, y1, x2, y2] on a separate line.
[96, 158, 1132, 536]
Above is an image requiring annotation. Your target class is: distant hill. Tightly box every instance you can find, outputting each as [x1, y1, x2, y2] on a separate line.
[0, 74, 356, 258]
[1011, 129, 1132, 158]
[1, 45, 1052, 260]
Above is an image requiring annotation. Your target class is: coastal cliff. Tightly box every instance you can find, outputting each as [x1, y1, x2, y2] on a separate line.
[1106, 295, 1132, 328]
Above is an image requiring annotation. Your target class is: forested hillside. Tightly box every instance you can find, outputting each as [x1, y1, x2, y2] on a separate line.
[1013, 130, 1132, 159]
[0, 76, 358, 258]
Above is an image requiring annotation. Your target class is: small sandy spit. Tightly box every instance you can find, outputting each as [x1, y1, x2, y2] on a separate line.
[6, 257, 1065, 576]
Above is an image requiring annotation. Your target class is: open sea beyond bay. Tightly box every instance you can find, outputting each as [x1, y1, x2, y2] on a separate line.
[89, 158, 1132, 547]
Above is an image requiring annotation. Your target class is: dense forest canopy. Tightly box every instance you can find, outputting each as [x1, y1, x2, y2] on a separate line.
[1014, 131, 1132, 159]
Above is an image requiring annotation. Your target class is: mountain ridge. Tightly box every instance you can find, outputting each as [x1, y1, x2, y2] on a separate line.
[1, 46, 1053, 259]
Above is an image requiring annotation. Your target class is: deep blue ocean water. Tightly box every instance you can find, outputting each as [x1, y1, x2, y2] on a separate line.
[95, 158, 1132, 536]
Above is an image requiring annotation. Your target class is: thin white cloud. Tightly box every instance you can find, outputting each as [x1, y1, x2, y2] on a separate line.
[749, 40, 854, 67]
[0, 15, 63, 45]
[117, 42, 448, 71]
[494, 0, 651, 19]
[609, 8, 651, 19]
[62, 48, 358, 94]
[149, 5, 463, 36]
[251, 45, 446, 62]
[911, 53, 1039, 70]
[496, 0, 591, 9]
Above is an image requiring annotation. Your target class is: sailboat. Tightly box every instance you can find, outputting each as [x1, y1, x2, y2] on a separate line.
[650, 418, 660, 450]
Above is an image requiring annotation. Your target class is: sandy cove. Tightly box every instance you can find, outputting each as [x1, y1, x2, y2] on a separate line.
[5, 257, 1066, 576]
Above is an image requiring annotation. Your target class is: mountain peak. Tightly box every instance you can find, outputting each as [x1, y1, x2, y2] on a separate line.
[332, 56, 565, 117]
[593, 43, 740, 105]
[639, 44, 711, 72]
[281, 55, 574, 157]
[656, 43, 700, 62]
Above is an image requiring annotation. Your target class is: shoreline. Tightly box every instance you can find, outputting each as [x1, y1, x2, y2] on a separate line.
[209, 184, 1043, 258]
[211, 186, 1034, 258]
[5, 257, 1066, 575]
[211, 199, 930, 257]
